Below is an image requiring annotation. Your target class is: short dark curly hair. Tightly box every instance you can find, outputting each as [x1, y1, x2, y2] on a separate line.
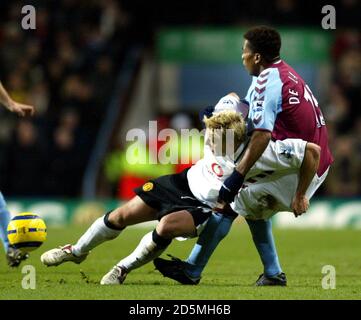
[244, 26, 281, 63]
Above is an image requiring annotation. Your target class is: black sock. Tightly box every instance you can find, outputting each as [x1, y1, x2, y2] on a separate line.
[103, 211, 125, 231]
[152, 230, 172, 248]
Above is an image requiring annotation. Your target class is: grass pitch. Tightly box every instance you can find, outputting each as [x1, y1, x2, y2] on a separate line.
[1, 220, 361, 300]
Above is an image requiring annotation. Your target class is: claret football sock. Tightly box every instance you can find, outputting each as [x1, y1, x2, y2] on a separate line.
[0, 192, 10, 252]
[72, 213, 123, 256]
[245, 218, 282, 277]
[185, 212, 235, 278]
[117, 230, 171, 272]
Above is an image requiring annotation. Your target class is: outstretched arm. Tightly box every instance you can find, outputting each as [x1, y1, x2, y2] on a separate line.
[292, 142, 320, 217]
[0, 82, 34, 117]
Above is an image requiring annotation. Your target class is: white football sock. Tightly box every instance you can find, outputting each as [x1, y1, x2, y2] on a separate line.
[117, 231, 168, 272]
[72, 216, 122, 256]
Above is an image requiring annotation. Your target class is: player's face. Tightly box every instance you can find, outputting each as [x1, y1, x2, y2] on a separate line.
[207, 128, 240, 157]
[242, 40, 261, 76]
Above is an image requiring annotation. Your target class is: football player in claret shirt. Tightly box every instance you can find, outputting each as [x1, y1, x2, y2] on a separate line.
[154, 26, 333, 286]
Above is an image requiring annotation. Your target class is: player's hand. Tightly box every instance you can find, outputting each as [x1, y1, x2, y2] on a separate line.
[213, 200, 238, 218]
[213, 200, 227, 212]
[292, 194, 309, 217]
[8, 100, 35, 117]
[218, 170, 244, 204]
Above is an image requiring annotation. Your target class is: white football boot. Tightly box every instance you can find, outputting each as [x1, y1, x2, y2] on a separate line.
[40, 244, 88, 266]
[100, 266, 128, 285]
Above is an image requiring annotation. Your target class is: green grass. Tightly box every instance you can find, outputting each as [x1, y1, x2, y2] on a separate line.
[1, 221, 361, 300]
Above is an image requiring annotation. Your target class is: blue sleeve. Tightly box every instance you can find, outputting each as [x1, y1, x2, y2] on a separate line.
[244, 76, 257, 105]
[248, 69, 283, 132]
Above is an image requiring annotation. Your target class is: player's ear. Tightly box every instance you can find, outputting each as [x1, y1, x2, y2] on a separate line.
[254, 53, 261, 64]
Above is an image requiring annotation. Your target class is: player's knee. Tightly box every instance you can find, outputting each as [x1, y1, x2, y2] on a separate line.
[0, 192, 7, 208]
[157, 213, 196, 239]
[107, 208, 127, 229]
[216, 216, 234, 239]
[306, 143, 321, 163]
[152, 229, 172, 248]
[156, 219, 177, 239]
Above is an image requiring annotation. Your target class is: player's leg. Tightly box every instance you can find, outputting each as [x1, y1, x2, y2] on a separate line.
[165, 215, 284, 287]
[152, 213, 284, 286]
[71, 195, 158, 256]
[247, 220, 281, 276]
[235, 170, 319, 286]
[153, 210, 236, 284]
[248, 141, 327, 285]
[242, 168, 329, 286]
[0, 192, 30, 267]
[184, 211, 236, 279]
[114, 209, 198, 272]
[101, 209, 202, 285]
[247, 167, 329, 286]
[0, 192, 10, 253]
[157, 216, 284, 287]
[100, 168, 213, 284]
[231, 177, 292, 286]
[153, 177, 287, 285]
[245, 218, 286, 286]
[41, 196, 157, 266]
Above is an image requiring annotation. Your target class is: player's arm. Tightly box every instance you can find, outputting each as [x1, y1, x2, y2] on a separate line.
[218, 74, 281, 204]
[292, 142, 320, 217]
[217, 130, 271, 204]
[0, 81, 34, 117]
[236, 130, 271, 175]
[200, 92, 242, 122]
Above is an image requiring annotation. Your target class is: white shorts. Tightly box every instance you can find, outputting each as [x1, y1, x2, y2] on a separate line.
[231, 167, 329, 220]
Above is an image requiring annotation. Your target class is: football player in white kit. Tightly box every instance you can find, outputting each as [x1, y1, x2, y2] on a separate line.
[40, 97, 320, 285]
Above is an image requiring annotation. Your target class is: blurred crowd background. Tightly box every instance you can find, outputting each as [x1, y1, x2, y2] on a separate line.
[0, 0, 360, 200]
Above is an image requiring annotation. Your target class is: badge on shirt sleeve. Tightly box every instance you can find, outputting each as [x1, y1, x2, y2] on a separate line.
[142, 182, 154, 192]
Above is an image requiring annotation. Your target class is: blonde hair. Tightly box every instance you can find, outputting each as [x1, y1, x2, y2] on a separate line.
[204, 110, 246, 145]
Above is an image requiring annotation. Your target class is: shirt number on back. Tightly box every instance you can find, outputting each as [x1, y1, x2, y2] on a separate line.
[303, 85, 325, 128]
